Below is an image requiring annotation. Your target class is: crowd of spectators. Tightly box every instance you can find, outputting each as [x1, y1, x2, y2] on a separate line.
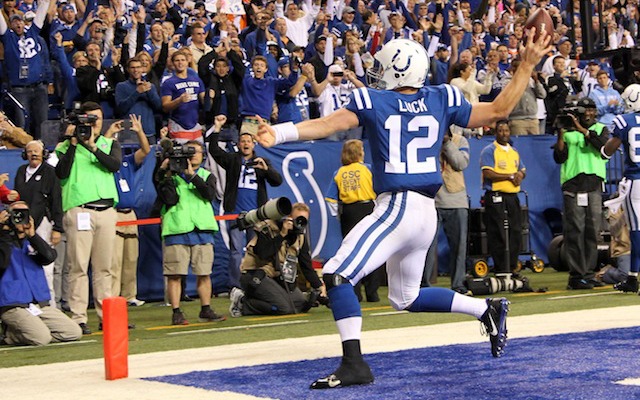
[0, 0, 636, 143]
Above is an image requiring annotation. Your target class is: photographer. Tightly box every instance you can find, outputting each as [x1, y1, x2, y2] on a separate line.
[553, 97, 609, 290]
[54, 101, 122, 335]
[208, 115, 283, 293]
[0, 201, 82, 346]
[228, 203, 326, 317]
[156, 139, 226, 326]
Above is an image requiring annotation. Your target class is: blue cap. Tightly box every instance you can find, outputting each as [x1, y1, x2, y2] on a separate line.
[278, 57, 290, 67]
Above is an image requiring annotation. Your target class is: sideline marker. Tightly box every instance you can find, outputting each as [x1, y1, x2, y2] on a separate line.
[103, 296, 129, 380]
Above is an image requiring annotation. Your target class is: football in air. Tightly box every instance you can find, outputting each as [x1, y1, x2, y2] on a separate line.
[524, 8, 554, 42]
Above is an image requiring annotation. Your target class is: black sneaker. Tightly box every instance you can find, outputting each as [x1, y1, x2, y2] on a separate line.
[614, 277, 639, 293]
[79, 323, 91, 335]
[198, 308, 226, 322]
[172, 311, 189, 326]
[588, 279, 606, 288]
[310, 357, 374, 389]
[566, 279, 594, 290]
[479, 298, 510, 358]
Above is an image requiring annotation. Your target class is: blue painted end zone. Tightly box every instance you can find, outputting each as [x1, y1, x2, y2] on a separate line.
[145, 326, 640, 400]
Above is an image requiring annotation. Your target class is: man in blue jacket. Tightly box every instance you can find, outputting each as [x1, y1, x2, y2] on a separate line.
[0, 201, 82, 346]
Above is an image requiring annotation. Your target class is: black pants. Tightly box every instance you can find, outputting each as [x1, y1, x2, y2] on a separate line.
[240, 270, 306, 315]
[483, 192, 522, 274]
[341, 201, 381, 301]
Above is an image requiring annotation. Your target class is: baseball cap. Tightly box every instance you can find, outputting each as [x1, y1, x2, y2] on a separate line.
[473, 19, 483, 25]
[9, 14, 23, 22]
[343, 6, 355, 14]
[278, 57, 290, 67]
[62, 4, 75, 12]
[576, 97, 596, 109]
[557, 36, 571, 46]
[436, 43, 449, 52]
[314, 35, 327, 44]
[328, 64, 344, 74]
[266, 40, 279, 47]
[90, 18, 105, 26]
[24, 11, 35, 20]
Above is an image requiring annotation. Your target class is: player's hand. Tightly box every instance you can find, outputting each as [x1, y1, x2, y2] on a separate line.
[519, 27, 553, 67]
[255, 116, 276, 148]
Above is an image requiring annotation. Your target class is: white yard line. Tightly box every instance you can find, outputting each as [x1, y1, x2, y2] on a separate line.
[3, 305, 640, 400]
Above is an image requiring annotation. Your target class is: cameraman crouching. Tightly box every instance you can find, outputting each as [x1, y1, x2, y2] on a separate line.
[228, 203, 326, 317]
[0, 202, 82, 346]
[156, 140, 226, 325]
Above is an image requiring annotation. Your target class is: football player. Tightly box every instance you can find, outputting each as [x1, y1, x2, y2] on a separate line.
[256, 32, 552, 389]
[602, 83, 640, 294]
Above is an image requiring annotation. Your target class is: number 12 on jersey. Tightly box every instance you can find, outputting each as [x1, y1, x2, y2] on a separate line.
[384, 115, 439, 174]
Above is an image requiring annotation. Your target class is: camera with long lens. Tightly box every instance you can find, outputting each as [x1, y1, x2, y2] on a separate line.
[156, 139, 197, 174]
[63, 111, 98, 141]
[236, 197, 292, 231]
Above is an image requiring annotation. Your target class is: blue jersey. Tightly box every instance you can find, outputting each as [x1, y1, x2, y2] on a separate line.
[2, 25, 47, 86]
[612, 113, 640, 179]
[344, 85, 472, 196]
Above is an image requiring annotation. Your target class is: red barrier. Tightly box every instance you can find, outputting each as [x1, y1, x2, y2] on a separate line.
[116, 213, 239, 227]
[103, 297, 129, 380]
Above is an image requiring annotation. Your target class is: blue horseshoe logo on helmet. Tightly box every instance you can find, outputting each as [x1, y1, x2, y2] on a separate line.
[391, 49, 412, 72]
[628, 89, 640, 103]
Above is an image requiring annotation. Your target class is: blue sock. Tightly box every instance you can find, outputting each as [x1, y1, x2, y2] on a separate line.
[630, 231, 640, 274]
[328, 283, 362, 321]
[407, 287, 455, 313]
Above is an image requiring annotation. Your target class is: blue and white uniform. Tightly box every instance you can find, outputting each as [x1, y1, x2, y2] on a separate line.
[612, 113, 640, 273]
[322, 84, 472, 311]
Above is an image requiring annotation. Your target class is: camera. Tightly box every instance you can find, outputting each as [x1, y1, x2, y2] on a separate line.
[332, 72, 344, 77]
[156, 139, 197, 174]
[246, 160, 258, 167]
[8, 208, 30, 228]
[236, 197, 292, 231]
[553, 105, 582, 131]
[63, 110, 98, 141]
[292, 215, 308, 234]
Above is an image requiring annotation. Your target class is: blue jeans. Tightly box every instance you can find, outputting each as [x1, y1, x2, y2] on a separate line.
[423, 208, 468, 291]
[11, 83, 49, 140]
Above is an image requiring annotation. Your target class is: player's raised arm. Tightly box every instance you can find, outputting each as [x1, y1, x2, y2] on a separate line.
[255, 108, 360, 148]
[467, 28, 553, 128]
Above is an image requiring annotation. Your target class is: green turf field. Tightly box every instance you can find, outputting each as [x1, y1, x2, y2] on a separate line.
[1, 268, 637, 369]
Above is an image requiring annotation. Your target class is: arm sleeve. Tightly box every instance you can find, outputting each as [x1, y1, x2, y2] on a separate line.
[90, 140, 122, 172]
[27, 234, 57, 266]
[189, 173, 216, 201]
[55, 144, 76, 179]
[298, 237, 322, 288]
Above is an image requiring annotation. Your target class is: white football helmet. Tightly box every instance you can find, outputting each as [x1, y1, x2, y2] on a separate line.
[366, 39, 430, 90]
[622, 84, 640, 113]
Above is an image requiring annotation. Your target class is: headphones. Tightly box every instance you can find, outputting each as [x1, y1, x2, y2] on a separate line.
[22, 140, 50, 161]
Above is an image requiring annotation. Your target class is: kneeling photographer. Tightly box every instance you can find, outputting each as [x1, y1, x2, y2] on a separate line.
[553, 97, 609, 290]
[229, 202, 326, 317]
[0, 202, 82, 346]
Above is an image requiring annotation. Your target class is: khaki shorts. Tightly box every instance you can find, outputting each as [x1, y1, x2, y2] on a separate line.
[163, 244, 214, 276]
[508, 119, 540, 135]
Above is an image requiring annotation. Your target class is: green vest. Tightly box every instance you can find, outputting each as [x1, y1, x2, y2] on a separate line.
[161, 168, 219, 237]
[55, 136, 119, 212]
[560, 123, 608, 185]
